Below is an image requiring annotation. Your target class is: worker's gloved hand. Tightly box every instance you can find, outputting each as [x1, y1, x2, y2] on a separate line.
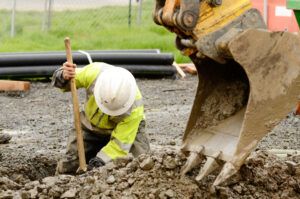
[88, 157, 105, 169]
[62, 62, 76, 80]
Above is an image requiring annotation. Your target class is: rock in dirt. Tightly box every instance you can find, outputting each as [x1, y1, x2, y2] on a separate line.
[139, 156, 155, 170]
[61, 188, 77, 198]
[106, 175, 116, 184]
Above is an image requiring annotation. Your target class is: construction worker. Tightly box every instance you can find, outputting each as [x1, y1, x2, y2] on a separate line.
[52, 62, 150, 174]
[0, 133, 11, 144]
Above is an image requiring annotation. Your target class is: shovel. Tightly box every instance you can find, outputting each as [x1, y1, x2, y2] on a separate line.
[64, 37, 87, 173]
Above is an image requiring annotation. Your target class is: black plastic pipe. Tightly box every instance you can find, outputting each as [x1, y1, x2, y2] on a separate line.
[0, 65, 176, 78]
[119, 65, 176, 77]
[0, 66, 59, 78]
[0, 52, 174, 66]
[0, 49, 161, 55]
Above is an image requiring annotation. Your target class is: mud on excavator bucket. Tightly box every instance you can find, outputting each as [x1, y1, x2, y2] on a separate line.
[153, 0, 300, 186]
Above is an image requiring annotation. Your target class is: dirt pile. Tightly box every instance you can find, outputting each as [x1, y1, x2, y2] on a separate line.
[0, 150, 299, 199]
[214, 152, 300, 198]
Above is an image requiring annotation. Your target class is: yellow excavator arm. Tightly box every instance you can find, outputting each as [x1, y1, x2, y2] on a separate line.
[154, 0, 300, 187]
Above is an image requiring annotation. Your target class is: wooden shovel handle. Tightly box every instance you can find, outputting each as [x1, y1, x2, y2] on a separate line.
[64, 37, 87, 172]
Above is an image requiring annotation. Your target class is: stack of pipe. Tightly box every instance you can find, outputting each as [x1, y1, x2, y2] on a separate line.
[0, 49, 176, 78]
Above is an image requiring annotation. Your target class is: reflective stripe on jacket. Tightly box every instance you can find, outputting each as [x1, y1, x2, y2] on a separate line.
[53, 62, 144, 163]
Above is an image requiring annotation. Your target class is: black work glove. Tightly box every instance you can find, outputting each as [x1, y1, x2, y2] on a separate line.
[88, 157, 105, 169]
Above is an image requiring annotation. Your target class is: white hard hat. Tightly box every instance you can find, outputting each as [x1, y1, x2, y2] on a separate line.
[94, 67, 137, 116]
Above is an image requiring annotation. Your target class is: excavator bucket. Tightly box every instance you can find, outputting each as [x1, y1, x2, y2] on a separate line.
[153, 0, 300, 186]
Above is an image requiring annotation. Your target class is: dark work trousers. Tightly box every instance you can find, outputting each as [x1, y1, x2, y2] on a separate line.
[56, 120, 150, 174]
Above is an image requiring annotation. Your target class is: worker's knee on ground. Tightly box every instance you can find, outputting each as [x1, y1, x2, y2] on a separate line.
[66, 134, 78, 153]
[56, 155, 79, 175]
[130, 131, 150, 157]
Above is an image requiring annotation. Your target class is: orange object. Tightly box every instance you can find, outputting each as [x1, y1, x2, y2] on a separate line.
[296, 102, 300, 115]
[251, 0, 299, 32]
[178, 63, 197, 75]
[0, 80, 30, 91]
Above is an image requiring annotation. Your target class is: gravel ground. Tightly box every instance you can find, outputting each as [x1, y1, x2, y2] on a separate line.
[0, 74, 299, 198]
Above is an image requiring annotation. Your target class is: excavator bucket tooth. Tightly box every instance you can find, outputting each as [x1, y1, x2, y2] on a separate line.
[212, 162, 237, 187]
[180, 146, 204, 176]
[196, 153, 221, 181]
[154, 0, 300, 186]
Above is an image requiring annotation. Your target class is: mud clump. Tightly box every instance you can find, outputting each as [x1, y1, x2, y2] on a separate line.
[197, 80, 248, 129]
[0, 150, 299, 199]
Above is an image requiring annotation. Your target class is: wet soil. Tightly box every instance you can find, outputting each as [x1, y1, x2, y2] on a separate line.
[0, 75, 299, 198]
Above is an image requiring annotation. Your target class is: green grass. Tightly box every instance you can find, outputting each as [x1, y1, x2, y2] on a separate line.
[0, 1, 190, 63]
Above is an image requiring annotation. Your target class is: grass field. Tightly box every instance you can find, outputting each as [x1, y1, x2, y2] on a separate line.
[0, 1, 190, 63]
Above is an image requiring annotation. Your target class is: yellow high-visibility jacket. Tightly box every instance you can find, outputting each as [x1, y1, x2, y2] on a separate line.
[53, 62, 145, 163]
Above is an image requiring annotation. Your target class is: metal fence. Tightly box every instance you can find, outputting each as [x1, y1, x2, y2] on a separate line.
[0, 0, 147, 50]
